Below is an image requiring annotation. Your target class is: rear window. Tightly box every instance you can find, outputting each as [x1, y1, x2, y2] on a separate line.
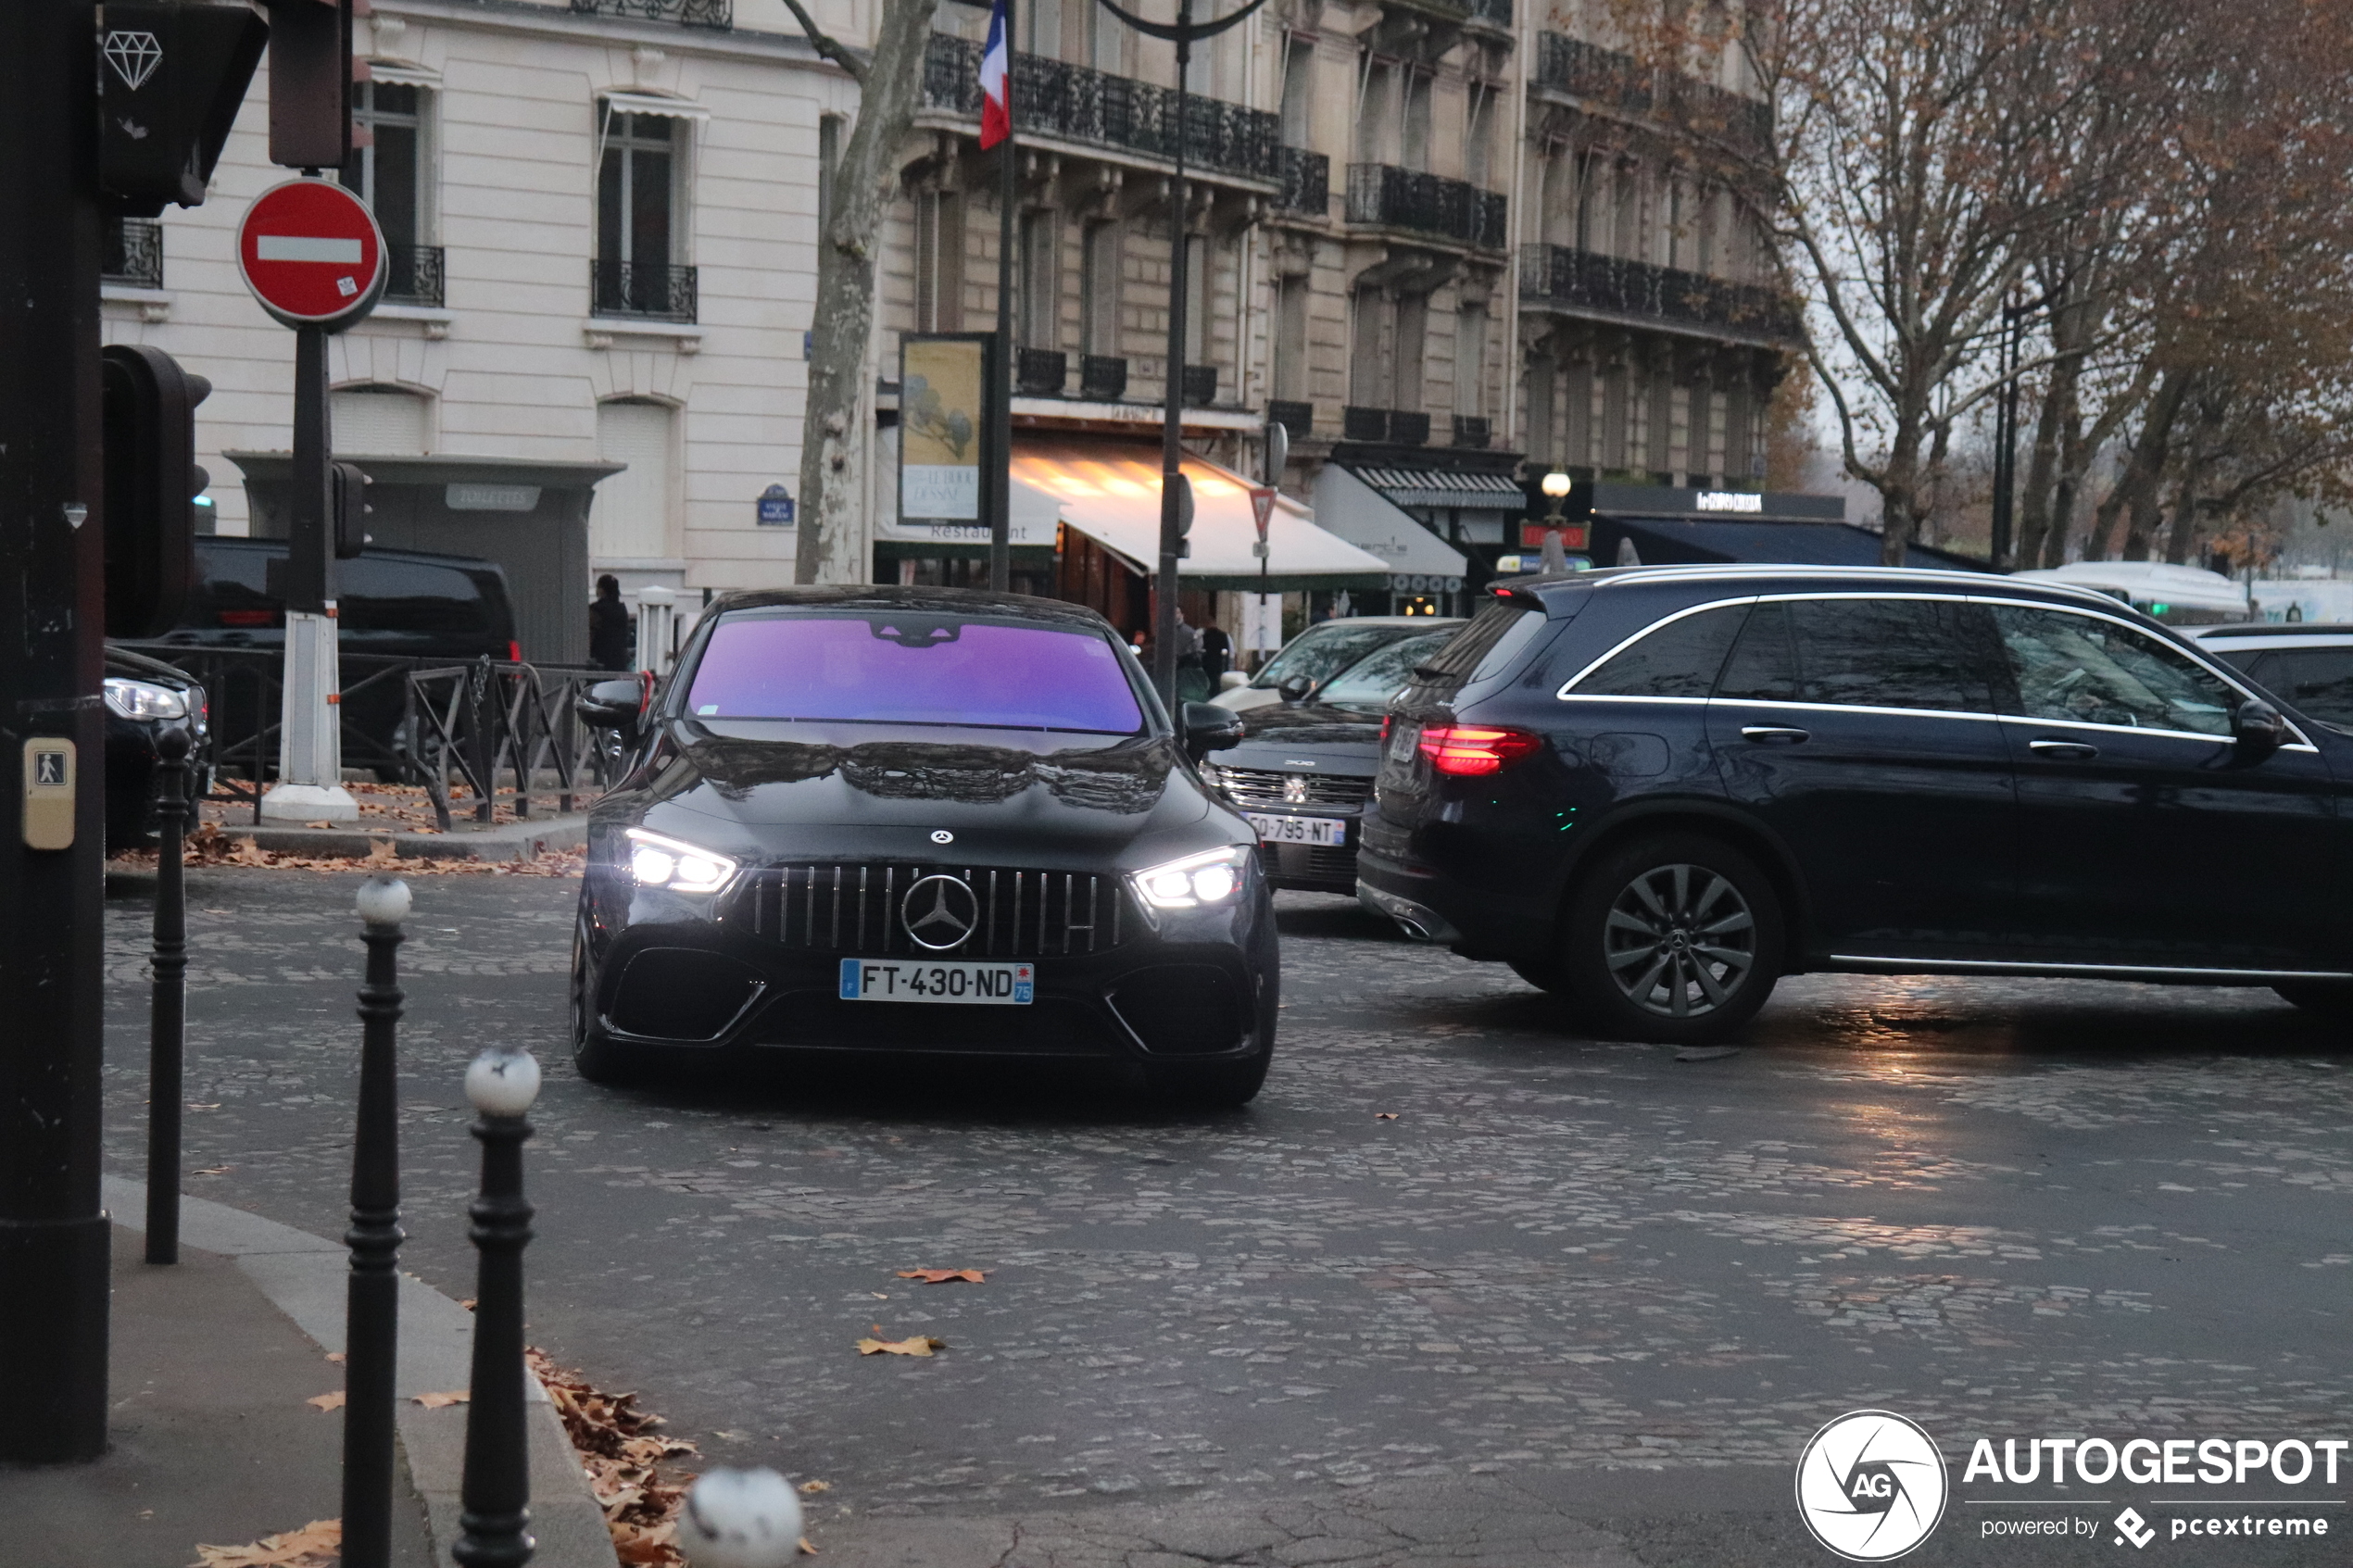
[338, 557, 497, 637]
[1569, 604, 1749, 698]
[1414, 596, 1545, 686]
[684, 611, 1144, 734]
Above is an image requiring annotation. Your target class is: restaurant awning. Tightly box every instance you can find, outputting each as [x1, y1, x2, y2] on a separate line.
[1603, 515, 1994, 571]
[1310, 465, 1468, 588]
[1011, 440, 1390, 592]
[1346, 465, 1528, 511]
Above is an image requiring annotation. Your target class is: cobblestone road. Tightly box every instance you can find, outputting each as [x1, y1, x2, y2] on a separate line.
[100, 870, 2353, 1565]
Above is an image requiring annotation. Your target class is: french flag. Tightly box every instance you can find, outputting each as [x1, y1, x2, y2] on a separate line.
[979, 0, 1011, 149]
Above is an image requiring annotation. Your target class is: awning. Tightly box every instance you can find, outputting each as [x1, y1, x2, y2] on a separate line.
[1603, 515, 1994, 572]
[1310, 464, 1468, 585]
[598, 92, 711, 123]
[1347, 466, 1528, 511]
[1012, 441, 1391, 591]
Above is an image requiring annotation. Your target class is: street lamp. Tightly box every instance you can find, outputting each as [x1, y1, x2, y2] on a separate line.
[1540, 468, 1573, 521]
[1089, 0, 1270, 705]
[1537, 470, 1574, 577]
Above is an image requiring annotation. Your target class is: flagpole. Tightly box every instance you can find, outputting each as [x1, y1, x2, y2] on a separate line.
[988, 0, 1016, 594]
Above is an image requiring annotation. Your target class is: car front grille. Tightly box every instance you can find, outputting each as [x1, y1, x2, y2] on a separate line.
[1214, 766, 1374, 809]
[1261, 843, 1360, 885]
[748, 863, 1128, 957]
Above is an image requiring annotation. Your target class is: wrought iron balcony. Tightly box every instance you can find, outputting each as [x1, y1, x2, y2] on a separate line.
[1518, 244, 1800, 340]
[1389, 410, 1432, 447]
[569, 0, 731, 28]
[1277, 147, 1328, 216]
[1534, 33, 1652, 113]
[924, 35, 1281, 184]
[1452, 414, 1491, 449]
[1269, 400, 1314, 439]
[591, 258, 698, 322]
[384, 243, 444, 307]
[102, 217, 163, 290]
[1345, 165, 1507, 249]
[1181, 365, 1218, 408]
[1016, 347, 1067, 396]
[1079, 356, 1127, 400]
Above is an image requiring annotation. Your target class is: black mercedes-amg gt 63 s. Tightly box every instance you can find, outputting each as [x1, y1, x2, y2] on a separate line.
[571, 586, 1275, 1105]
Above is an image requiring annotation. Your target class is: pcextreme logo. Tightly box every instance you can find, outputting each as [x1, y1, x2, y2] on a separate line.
[1796, 1410, 1952, 1562]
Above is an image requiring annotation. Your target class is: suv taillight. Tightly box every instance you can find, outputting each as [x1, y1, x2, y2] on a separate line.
[1416, 724, 1542, 776]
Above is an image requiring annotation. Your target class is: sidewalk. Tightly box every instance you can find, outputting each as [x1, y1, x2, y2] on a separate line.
[0, 1183, 617, 1568]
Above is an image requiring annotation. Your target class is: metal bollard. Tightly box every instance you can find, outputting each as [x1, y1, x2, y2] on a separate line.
[681, 1469, 804, 1568]
[145, 726, 193, 1265]
[453, 1047, 542, 1568]
[343, 876, 412, 1568]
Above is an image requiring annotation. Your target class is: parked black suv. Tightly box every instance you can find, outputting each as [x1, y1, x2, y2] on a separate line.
[1360, 565, 2353, 1043]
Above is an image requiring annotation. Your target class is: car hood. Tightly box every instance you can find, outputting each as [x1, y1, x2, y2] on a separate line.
[1208, 701, 1385, 772]
[625, 721, 1220, 865]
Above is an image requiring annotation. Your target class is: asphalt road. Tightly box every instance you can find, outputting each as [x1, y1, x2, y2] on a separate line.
[99, 869, 2353, 1567]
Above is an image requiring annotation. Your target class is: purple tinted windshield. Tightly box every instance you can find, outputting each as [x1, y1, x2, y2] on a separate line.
[684, 614, 1145, 733]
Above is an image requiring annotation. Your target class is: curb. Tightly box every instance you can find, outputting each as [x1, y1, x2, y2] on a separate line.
[215, 813, 592, 863]
[103, 1175, 621, 1568]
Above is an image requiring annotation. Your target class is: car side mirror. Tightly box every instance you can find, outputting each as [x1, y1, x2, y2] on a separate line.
[579, 678, 646, 739]
[1277, 673, 1315, 704]
[1181, 701, 1245, 760]
[1218, 670, 1249, 691]
[2233, 698, 2289, 759]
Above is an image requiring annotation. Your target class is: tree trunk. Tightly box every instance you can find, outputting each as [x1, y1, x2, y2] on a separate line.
[794, 0, 941, 586]
[2086, 368, 2192, 560]
[1875, 423, 1926, 566]
[2015, 358, 2069, 573]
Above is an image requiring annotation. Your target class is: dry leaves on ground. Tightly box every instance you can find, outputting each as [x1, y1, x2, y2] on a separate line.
[527, 1347, 700, 1568]
[896, 1268, 987, 1285]
[799, 1479, 832, 1494]
[856, 1328, 946, 1357]
[191, 1517, 340, 1567]
[305, 1391, 345, 1412]
[322, 1352, 345, 1365]
[109, 822, 587, 878]
[412, 1390, 469, 1409]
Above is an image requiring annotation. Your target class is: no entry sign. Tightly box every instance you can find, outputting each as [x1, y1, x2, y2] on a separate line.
[237, 178, 386, 330]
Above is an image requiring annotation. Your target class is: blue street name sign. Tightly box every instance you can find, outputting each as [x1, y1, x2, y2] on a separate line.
[757, 483, 795, 526]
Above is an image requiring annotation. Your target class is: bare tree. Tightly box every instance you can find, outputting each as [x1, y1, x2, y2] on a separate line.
[783, 0, 943, 584]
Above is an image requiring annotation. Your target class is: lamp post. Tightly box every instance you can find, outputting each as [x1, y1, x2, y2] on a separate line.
[1089, 0, 1270, 706]
[1990, 293, 2027, 572]
[343, 874, 412, 1568]
[145, 726, 193, 1265]
[453, 1047, 542, 1568]
[1538, 469, 1573, 576]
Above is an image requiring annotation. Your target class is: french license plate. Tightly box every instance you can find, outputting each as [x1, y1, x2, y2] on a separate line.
[837, 958, 1034, 1005]
[1247, 812, 1347, 847]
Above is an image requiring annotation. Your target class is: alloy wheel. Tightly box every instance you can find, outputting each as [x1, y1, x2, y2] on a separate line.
[1602, 862, 1757, 1019]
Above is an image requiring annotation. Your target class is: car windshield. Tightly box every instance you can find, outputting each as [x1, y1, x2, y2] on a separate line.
[1315, 631, 1460, 709]
[683, 611, 1146, 734]
[1251, 622, 1420, 689]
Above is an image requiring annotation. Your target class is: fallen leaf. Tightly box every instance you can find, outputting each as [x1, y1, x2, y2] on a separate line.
[799, 1479, 832, 1494]
[195, 1166, 233, 1176]
[187, 1102, 221, 1110]
[896, 1268, 988, 1284]
[306, 1391, 345, 1411]
[870, 1292, 888, 1299]
[1374, 1112, 1399, 1120]
[459, 1298, 477, 1311]
[856, 1335, 946, 1357]
[323, 1352, 346, 1364]
[412, 1390, 470, 1409]
[800, 1537, 819, 1555]
[192, 1517, 342, 1567]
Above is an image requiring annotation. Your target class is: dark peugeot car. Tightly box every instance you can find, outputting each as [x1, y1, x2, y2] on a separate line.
[571, 587, 1277, 1104]
[1360, 564, 2353, 1043]
[1204, 627, 1461, 893]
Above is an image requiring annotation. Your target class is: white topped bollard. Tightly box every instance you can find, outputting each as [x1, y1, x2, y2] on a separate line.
[681, 1468, 804, 1568]
[634, 584, 677, 679]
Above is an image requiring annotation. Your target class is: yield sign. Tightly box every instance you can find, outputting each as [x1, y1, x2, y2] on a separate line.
[1248, 485, 1277, 541]
[237, 178, 387, 330]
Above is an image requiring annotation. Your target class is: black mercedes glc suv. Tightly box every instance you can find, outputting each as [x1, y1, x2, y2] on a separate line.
[571, 587, 1276, 1104]
[1359, 564, 2353, 1043]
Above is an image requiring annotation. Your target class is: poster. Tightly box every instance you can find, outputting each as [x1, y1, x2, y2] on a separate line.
[899, 334, 988, 522]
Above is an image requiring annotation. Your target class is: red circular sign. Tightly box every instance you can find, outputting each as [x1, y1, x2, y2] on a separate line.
[237, 179, 387, 329]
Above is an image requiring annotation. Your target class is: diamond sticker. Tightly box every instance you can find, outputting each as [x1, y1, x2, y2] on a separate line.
[103, 30, 162, 93]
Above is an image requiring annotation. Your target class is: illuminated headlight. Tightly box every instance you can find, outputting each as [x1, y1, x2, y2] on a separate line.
[105, 677, 188, 721]
[624, 827, 738, 894]
[1130, 846, 1250, 912]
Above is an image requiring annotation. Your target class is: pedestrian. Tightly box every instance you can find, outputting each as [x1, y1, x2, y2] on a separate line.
[1173, 611, 1209, 704]
[588, 574, 635, 671]
[1200, 620, 1231, 684]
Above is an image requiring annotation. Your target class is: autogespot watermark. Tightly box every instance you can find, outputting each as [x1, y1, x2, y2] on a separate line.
[1798, 1411, 2348, 1557]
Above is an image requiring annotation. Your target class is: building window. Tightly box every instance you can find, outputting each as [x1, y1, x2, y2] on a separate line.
[1021, 0, 1059, 56]
[1081, 220, 1119, 356]
[1088, 0, 1122, 72]
[596, 110, 695, 319]
[914, 189, 963, 332]
[1183, 233, 1209, 367]
[1613, 159, 1641, 259]
[1392, 293, 1427, 412]
[1019, 209, 1058, 349]
[1402, 71, 1433, 173]
[1280, 38, 1315, 148]
[1574, 152, 1596, 251]
[594, 400, 677, 564]
[1349, 290, 1388, 409]
[1465, 87, 1492, 189]
[343, 81, 440, 305]
[330, 385, 430, 456]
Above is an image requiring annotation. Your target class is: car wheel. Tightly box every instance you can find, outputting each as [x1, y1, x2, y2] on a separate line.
[1559, 833, 1781, 1044]
[2273, 982, 2353, 1024]
[1146, 1045, 1272, 1109]
[569, 933, 638, 1085]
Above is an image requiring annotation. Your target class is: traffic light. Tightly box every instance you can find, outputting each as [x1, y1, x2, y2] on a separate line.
[259, 0, 355, 170]
[102, 345, 211, 638]
[98, 2, 269, 215]
[332, 460, 371, 558]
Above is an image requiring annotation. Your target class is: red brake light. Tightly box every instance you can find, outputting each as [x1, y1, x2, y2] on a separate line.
[1380, 715, 1392, 745]
[1416, 723, 1542, 776]
[507, 640, 522, 664]
[218, 609, 276, 627]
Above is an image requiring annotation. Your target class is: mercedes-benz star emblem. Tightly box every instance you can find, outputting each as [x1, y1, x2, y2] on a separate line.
[930, 829, 954, 844]
[901, 874, 979, 951]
